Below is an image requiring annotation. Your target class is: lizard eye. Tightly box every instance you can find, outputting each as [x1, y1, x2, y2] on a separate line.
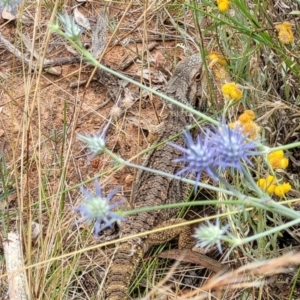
[195, 72, 202, 82]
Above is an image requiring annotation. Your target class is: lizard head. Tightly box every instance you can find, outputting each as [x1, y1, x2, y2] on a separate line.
[165, 54, 206, 112]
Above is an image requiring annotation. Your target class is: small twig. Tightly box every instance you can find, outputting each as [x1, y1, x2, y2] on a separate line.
[78, 98, 112, 120]
[69, 78, 93, 88]
[0, 30, 81, 69]
[120, 41, 159, 71]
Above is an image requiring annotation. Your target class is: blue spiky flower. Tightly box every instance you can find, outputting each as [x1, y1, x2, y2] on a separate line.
[193, 216, 230, 254]
[171, 130, 218, 184]
[58, 13, 82, 43]
[170, 120, 262, 185]
[76, 181, 124, 236]
[212, 122, 261, 172]
[0, 0, 20, 15]
[77, 131, 106, 158]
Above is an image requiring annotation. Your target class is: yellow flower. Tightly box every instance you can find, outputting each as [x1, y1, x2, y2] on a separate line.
[275, 22, 294, 44]
[274, 183, 292, 197]
[258, 175, 291, 197]
[278, 31, 294, 44]
[267, 185, 276, 194]
[238, 114, 251, 124]
[213, 67, 229, 80]
[257, 175, 277, 194]
[208, 52, 227, 67]
[221, 82, 243, 101]
[216, 0, 230, 12]
[275, 22, 292, 32]
[266, 175, 276, 185]
[268, 150, 284, 160]
[257, 178, 266, 189]
[279, 157, 289, 169]
[243, 122, 261, 139]
[243, 110, 255, 121]
[208, 52, 229, 80]
[230, 111, 260, 139]
[268, 150, 289, 169]
[238, 110, 255, 124]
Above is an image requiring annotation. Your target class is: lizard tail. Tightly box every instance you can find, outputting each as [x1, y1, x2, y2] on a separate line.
[105, 242, 144, 300]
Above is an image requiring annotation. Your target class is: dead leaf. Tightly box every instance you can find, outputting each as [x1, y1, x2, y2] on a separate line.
[125, 174, 134, 185]
[74, 7, 91, 31]
[21, 33, 39, 59]
[136, 69, 151, 81]
[127, 116, 156, 131]
[64, 43, 78, 55]
[19, 33, 61, 75]
[154, 51, 166, 70]
[31, 222, 42, 240]
[1, 8, 17, 21]
[136, 69, 166, 84]
[46, 66, 62, 75]
[90, 11, 107, 58]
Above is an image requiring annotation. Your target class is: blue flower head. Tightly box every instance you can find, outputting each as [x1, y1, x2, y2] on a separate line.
[193, 216, 230, 254]
[0, 0, 20, 15]
[58, 13, 82, 43]
[76, 181, 124, 236]
[77, 130, 106, 159]
[212, 122, 261, 172]
[170, 119, 262, 186]
[170, 130, 218, 185]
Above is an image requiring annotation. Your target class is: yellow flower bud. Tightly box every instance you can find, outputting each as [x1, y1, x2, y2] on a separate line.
[275, 22, 294, 44]
[268, 150, 288, 169]
[216, 0, 230, 12]
[267, 185, 276, 195]
[221, 82, 243, 101]
[274, 183, 291, 197]
[268, 150, 284, 160]
[243, 110, 255, 121]
[238, 114, 251, 124]
[257, 178, 267, 189]
[279, 157, 289, 169]
[257, 176, 277, 195]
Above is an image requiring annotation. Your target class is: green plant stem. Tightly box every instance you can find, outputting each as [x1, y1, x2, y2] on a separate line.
[103, 147, 300, 220]
[52, 26, 300, 155]
[51, 27, 219, 125]
[104, 148, 236, 196]
[271, 142, 300, 152]
[230, 217, 300, 246]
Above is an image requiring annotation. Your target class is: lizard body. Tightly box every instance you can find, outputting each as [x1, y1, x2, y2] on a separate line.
[105, 54, 204, 300]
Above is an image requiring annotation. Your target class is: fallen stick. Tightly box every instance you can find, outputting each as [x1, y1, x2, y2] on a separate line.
[0, 30, 81, 70]
[3, 232, 28, 300]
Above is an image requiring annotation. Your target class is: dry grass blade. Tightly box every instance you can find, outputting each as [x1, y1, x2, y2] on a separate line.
[180, 252, 300, 299]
